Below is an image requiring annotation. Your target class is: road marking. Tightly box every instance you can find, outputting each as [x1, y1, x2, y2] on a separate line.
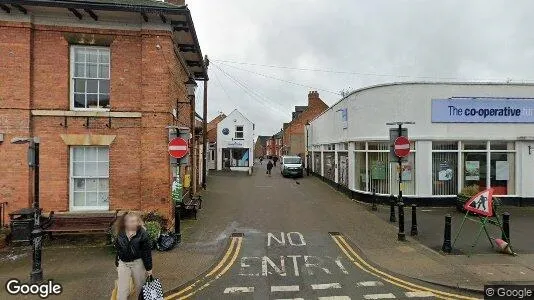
[318, 297, 351, 300]
[271, 285, 300, 292]
[364, 293, 396, 299]
[311, 282, 342, 290]
[223, 287, 254, 294]
[164, 236, 243, 300]
[275, 298, 305, 300]
[356, 281, 384, 287]
[405, 291, 435, 298]
[330, 234, 477, 300]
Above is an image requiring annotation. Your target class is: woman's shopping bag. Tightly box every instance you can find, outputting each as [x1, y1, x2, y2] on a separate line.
[110, 277, 134, 300]
[139, 276, 163, 300]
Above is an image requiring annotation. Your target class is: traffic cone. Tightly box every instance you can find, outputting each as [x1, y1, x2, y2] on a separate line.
[494, 238, 513, 254]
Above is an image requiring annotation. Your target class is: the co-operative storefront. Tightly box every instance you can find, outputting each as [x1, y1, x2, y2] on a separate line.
[306, 82, 534, 205]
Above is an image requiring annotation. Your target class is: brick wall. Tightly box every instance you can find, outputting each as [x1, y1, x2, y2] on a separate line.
[283, 91, 328, 155]
[0, 22, 189, 223]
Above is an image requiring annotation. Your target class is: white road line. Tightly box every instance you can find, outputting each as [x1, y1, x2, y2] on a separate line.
[271, 285, 300, 292]
[405, 291, 435, 298]
[318, 297, 351, 300]
[275, 298, 305, 300]
[311, 282, 342, 290]
[363, 293, 396, 299]
[356, 281, 384, 287]
[223, 287, 254, 294]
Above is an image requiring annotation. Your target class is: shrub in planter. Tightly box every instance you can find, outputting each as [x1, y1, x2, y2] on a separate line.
[456, 185, 481, 212]
[144, 221, 162, 250]
[142, 211, 168, 229]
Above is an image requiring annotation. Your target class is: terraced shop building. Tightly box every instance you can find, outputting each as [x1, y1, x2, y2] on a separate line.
[0, 0, 207, 222]
[306, 82, 534, 205]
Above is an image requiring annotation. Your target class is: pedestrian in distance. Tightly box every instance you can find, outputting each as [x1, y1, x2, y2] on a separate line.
[113, 212, 153, 300]
[259, 156, 263, 165]
[273, 156, 278, 167]
[266, 160, 273, 176]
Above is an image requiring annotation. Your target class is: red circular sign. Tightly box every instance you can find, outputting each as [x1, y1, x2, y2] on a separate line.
[394, 136, 410, 158]
[168, 138, 189, 159]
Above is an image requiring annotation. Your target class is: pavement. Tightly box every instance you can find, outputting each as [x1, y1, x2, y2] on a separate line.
[1, 160, 533, 299]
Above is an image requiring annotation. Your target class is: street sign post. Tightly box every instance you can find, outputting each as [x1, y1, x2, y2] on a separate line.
[394, 136, 410, 158]
[168, 137, 189, 159]
[388, 128, 408, 162]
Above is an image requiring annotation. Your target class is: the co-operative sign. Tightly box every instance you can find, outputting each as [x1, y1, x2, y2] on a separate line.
[432, 98, 534, 123]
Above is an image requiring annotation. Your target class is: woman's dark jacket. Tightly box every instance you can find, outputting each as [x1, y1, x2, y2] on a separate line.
[114, 228, 153, 271]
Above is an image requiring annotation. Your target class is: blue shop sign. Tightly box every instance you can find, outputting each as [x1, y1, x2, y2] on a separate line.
[431, 98, 534, 123]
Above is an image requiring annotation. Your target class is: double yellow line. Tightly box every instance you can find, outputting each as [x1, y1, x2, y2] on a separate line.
[331, 233, 479, 300]
[164, 235, 243, 300]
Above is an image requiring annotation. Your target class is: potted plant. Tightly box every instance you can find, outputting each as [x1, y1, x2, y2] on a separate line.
[456, 185, 480, 212]
[144, 221, 162, 250]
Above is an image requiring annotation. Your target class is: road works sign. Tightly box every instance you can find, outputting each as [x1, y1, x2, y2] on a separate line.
[393, 136, 410, 158]
[168, 137, 188, 159]
[463, 188, 494, 217]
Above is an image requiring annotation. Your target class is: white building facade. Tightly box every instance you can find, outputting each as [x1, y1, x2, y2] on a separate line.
[307, 82, 534, 205]
[216, 109, 255, 171]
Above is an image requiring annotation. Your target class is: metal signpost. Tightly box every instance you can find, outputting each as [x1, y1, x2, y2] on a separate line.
[386, 121, 414, 241]
[11, 137, 43, 283]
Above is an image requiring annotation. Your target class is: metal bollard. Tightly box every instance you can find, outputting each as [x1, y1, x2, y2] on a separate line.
[502, 212, 510, 243]
[442, 214, 452, 253]
[410, 204, 418, 236]
[398, 201, 405, 241]
[389, 195, 396, 222]
[371, 189, 378, 211]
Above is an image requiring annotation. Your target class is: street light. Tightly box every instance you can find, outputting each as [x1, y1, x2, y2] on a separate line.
[185, 77, 198, 196]
[11, 137, 43, 283]
[305, 121, 310, 176]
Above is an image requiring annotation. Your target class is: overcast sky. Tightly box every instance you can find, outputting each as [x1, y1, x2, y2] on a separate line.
[188, 0, 534, 136]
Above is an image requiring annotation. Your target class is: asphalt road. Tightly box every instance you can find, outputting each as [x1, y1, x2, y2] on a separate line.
[165, 162, 478, 300]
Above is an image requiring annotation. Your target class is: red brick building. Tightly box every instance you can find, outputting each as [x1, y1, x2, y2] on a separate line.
[254, 135, 270, 159]
[0, 0, 207, 223]
[282, 91, 328, 156]
[266, 131, 282, 157]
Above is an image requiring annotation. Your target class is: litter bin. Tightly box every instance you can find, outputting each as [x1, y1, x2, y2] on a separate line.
[9, 208, 39, 243]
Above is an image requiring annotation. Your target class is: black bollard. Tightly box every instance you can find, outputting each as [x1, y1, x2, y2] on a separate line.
[502, 212, 510, 243]
[442, 214, 452, 253]
[174, 204, 182, 241]
[389, 195, 396, 222]
[410, 204, 418, 236]
[398, 201, 405, 241]
[371, 189, 378, 211]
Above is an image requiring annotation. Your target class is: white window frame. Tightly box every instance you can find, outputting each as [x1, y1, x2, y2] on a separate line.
[69, 146, 110, 211]
[70, 45, 111, 111]
[235, 125, 244, 139]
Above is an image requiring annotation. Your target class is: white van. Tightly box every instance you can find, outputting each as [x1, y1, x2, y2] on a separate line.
[281, 156, 303, 177]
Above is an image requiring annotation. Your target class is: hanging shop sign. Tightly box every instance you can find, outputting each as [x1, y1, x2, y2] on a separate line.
[432, 98, 534, 123]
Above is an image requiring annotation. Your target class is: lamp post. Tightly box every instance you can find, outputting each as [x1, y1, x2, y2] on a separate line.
[11, 137, 43, 283]
[185, 77, 198, 196]
[305, 121, 310, 176]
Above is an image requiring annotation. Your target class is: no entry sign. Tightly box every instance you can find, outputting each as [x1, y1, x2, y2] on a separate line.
[394, 136, 410, 158]
[168, 137, 188, 159]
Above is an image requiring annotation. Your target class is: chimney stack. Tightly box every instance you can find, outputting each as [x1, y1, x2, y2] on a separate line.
[308, 90, 321, 106]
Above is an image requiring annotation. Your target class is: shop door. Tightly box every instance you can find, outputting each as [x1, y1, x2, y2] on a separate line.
[338, 153, 349, 186]
[208, 149, 216, 170]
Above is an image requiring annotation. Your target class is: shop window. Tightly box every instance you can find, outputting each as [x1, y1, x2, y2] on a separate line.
[368, 142, 389, 151]
[71, 46, 110, 110]
[338, 152, 349, 186]
[390, 153, 416, 195]
[490, 152, 515, 195]
[369, 152, 390, 194]
[235, 126, 244, 139]
[354, 151, 366, 191]
[432, 152, 458, 195]
[313, 152, 321, 173]
[432, 141, 458, 150]
[323, 152, 335, 181]
[462, 141, 486, 150]
[462, 152, 487, 192]
[70, 146, 109, 211]
[354, 142, 365, 150]
[222, 148, 249, 167]
[490, 141, 515, 151]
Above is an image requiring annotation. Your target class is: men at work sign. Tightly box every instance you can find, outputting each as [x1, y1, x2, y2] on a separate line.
[463, 188, 494, 217]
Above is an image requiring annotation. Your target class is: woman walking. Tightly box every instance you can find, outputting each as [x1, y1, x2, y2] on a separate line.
[114, 212, 153, 300]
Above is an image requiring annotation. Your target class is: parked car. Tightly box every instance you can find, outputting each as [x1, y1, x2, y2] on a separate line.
[281, 156, 303, 177]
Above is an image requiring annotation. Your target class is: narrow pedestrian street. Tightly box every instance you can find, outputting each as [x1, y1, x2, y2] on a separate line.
[165, 162, 477, 300]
